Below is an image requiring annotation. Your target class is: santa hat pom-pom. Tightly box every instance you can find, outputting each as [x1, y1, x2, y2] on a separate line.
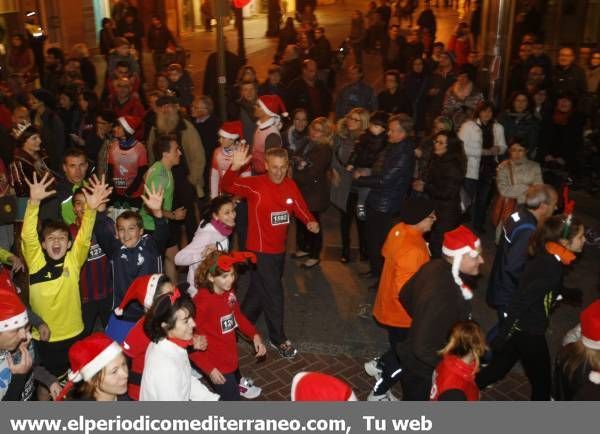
[461, 286, 473, 300]
[114, 307, 124, 316]
[589, 371, 600, 384]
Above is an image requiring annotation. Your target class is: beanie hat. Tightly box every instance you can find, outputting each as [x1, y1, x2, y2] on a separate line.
[398, 198, 435, 225]
[580, 300, 600, 384]
[55, 333, 122, 401]
[114, 274, 163, 316]
[291, 372, 357, 401]
[369, 111, 389, 129]
[0, 289, 28, 332]
[218, 120, 244, 141]
[442, 226, 481, 300]
[117, 115, 141, 135]
[257, 95, 288, 118]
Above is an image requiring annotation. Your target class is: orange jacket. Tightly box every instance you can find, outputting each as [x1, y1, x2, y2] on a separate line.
[373, 223, 430, 328]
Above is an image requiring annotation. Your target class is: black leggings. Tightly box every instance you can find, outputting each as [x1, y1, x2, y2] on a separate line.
[340, 191, 367, 258]
[210, 369, 242, 401]
[476, 331, 551, 400]
[373, 326, 409, 395]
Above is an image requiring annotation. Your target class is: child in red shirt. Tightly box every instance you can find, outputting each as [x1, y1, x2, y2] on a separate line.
[189, 251, 266, 400]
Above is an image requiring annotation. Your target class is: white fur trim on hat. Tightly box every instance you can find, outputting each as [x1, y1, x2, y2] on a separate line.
[119, 118, 135, 135]
[442, 238, 481, 258]
[79, 342, 122, 381]
[582, 336, 600, 350]
[143, 274, 162, 310]
[218, 129, 239, 140]
[589, 371, 600, 384]
[290, 372, 308, 401]
[0, 310, 28, 332]
[450, 255, 474, 301]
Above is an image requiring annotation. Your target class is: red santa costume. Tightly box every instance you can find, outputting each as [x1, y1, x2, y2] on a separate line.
[252, 95, 287, 174]
[291, 372, 357, 401]
[210, 121, 251, 198]
[430, 355, 480, 401]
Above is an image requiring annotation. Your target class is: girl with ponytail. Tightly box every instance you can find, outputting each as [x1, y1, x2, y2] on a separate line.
[174, 195, 236, 294]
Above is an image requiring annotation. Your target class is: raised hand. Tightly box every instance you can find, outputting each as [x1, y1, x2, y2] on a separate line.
[230, 143, 252, 171]
[8, 255, 25, 274]
[25, 173, 56, 204]
[83, 174, 113, 210]
[142, 183, 165, 218]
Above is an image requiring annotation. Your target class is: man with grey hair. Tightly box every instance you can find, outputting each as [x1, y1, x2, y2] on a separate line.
[486, 184, 558, 321]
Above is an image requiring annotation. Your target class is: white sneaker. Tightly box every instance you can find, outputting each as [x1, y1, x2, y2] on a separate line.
[367, 390, 398, 401]
[239, 377, 262, 399]
[364, 358, 382, 378]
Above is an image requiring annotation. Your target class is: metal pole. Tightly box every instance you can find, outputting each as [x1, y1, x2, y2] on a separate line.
[487, 0, 516, 105]
[216, 2, 227, 121]
[234, 6, 246, 64]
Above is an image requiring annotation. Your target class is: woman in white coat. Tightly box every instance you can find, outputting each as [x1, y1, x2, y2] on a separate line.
[140, 290, 220, 401]
[458, 101, 506, 233]
[174, 196, 235, 295]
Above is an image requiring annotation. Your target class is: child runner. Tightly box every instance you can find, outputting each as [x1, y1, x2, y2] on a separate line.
[174, 195, 235, 294]
[189, 251, 266, 400]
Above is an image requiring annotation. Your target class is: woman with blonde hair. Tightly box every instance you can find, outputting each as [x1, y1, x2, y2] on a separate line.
[430, 320, 487, 401]
[330, 108, 369, 263]
[292, 117, 333, 268]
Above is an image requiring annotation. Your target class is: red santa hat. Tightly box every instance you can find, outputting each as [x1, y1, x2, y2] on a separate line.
[118, 115, 142, 135]
[442, 225, 481, 300]
[0, 289, 28, 332]
[56, 333, 122, 401]
[580, 300, 600, 384]
[114, 274, 163, 316]
[218, 120, 244, 141]
[291, 372, 357, 401]
[257, 94, 288, 118]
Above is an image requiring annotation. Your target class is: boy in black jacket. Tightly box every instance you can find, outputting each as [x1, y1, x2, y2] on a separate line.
[94, 184, 168, 343]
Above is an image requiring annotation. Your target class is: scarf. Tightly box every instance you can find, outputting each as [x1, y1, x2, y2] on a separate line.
[168, 337, 192, 349]
[211, 218, 233, 237]
[545, 241, 576, 265]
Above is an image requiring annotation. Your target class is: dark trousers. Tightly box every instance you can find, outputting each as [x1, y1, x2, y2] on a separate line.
[211, 370, 241, 401]
[464, 177, 493, 230]
[373, 326, 409, 395]
[81, 297, 112, 337]
[476, 331, 551, 400]
[366, 208, 394, 277]
[242, 252, 287, 345]
[296, 212, 322, 259]
[35, 333, 83, 382]
[340, 191, 367, 258]
[399, 367, 433, 401]
[234, 200, 248, 250]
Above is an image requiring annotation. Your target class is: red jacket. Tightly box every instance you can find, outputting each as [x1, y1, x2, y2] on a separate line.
[122, 318, 150, 400]
[189, 288, 258, 375]
[430, 355, 479, 401]
[221, 169, 314, 253]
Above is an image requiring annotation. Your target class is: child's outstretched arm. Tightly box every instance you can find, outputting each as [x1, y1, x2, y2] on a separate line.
[21, 173, 56, 271]
[72, 175, 113, 267]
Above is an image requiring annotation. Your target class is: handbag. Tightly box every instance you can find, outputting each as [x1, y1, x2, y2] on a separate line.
[491, 161, 518, 227]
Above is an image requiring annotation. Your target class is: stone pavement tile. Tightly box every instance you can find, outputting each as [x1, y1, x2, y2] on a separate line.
[237, 342, 533, 401]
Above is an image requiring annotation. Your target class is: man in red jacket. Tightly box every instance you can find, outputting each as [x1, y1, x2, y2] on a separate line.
[222, 145, 319, 358]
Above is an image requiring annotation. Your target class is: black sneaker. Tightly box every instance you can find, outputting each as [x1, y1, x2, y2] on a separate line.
[270, 340, 298, 359]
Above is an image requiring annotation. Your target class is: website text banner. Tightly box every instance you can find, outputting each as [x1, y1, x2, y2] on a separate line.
[1, 402, 597, 434]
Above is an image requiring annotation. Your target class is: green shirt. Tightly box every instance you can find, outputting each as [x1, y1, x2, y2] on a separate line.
[141, 161, 174, 230]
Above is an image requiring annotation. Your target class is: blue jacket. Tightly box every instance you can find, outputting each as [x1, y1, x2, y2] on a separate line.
[486, 206, 538, 310]
[94, 212, 168, 321]
[354, 138, 415, 214]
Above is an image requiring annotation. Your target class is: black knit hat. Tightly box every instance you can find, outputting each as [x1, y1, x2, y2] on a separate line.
[398, 198, 435, 225]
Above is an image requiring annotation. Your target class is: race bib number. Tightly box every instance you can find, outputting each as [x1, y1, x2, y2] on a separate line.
[271, 211, 290, 226]
[113, 178, 127, 189]
[220, 313, 238, 334]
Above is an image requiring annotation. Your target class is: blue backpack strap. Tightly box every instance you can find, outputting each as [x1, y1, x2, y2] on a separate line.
[509, 223, 536, 243]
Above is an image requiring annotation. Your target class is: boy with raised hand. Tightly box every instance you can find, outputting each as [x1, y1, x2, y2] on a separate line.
[21, 173, 112, 384]
[94, 184, 169, 343]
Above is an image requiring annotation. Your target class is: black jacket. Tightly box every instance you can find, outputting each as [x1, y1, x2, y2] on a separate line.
[377, 89, 412, 115]
[425, 148, 465, 212]
[285, 77, 332, 121]
[347, 131, 387, 169]
[486, 206, 537, 310]
[355, 138, 415, 214]
[396, 259, 471, 378]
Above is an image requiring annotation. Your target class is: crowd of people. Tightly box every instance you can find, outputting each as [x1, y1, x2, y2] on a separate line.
[0, 0, 598, 402]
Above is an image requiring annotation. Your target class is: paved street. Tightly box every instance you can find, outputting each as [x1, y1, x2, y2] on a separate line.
[135, 0, 600, 400]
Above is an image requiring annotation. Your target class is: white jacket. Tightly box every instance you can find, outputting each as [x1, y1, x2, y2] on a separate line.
[174, 222, 229, 295]
[458, 119, 507, 180]
[140, 339, 220, 401]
